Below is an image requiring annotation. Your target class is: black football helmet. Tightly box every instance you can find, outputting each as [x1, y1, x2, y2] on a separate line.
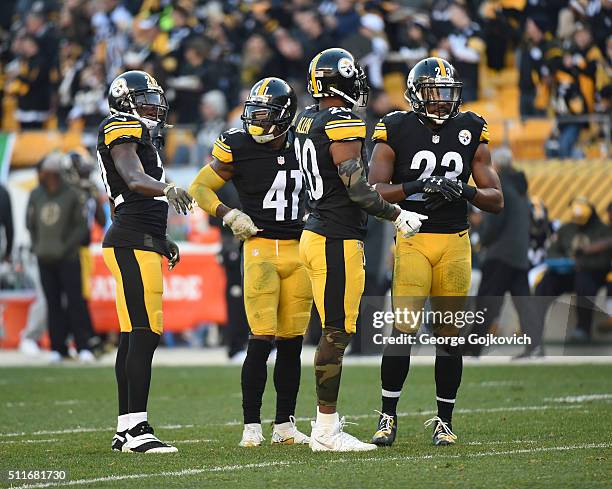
[307, 48, 369, 107]
[405, 57, 462, 124]
[241, 77, 297, 144]
[108, 70, 168, 129]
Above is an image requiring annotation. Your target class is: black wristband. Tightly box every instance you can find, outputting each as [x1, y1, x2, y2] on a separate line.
[402, 180, 424, 198]
[462, 184, 477, 201]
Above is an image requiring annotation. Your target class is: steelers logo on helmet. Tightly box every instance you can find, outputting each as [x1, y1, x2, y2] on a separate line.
[458, 129, 472, 145]
[110, 77, 129, 98]
[338, 57, 355, 78]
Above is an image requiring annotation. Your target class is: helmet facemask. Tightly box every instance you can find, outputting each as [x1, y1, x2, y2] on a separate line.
[406, 75, 462, 124]
[112, 88, 168, 129]
[241, 99, 291, 144]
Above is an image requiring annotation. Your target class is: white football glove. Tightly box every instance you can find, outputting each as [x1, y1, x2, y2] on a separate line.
[223, 209, 260, 241]
[393, 206, 428, 238]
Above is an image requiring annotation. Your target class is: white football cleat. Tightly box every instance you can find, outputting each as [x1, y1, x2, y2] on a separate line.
[310, 416, 377, 452]
[122, 422, 178, 453]
[271, 416, 310, 445]
[239, 423, 265, 447]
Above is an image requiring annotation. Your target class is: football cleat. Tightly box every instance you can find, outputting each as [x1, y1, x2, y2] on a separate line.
[271, 416, 310, 445]
[424, 416, 457, 446]
[239, 423, 265, 447]
[310, 416, 377, 452]
[111, 431, 127, 451]
[371, 411, 397, 446]
[122, 422, 178, 453]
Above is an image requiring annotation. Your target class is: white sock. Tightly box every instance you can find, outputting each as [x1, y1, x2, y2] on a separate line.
[128, 412, 147, 430]
[316, 407, 339, 427]
[116, 414, 130, 433]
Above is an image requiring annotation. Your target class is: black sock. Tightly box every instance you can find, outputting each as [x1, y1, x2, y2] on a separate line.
[126, 329, 160, 414]
[380, 330, 412, 415]
[241, 338, 273, 424]
[434, 351, 463, 423]
[115, 332, 130, 416]
[274, 336, 303, 424]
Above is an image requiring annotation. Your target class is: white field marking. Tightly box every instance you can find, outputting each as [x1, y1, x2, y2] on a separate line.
[468, 381, 524, 387]
[0, 404, 588, 440]
[223, 403, 584, 426]
[8, 443, 612, 489]
[166, 439, 217, 444]
[465, 439, 539, 446]
[544, 394, 612, 403]
[0, 438, 57, 445]
[0, 424, 195, 438]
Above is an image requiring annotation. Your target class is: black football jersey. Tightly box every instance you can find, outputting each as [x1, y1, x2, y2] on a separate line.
[211, 128, 304, 240]
[294, 104, 367, 240]
[96, 113, 168, 240]
[372, 110, 490, 233]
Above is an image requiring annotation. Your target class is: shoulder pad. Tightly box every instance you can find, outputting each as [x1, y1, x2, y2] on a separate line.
[323, 107, 366, 142]
[102, 114, 145, 147]
[372, 111, 408, 142]
[463, 111, 490, 144]
[211, 128, 247, 164]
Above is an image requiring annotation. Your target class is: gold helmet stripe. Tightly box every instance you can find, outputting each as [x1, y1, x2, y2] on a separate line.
[436, 58, 447, 77]
[257, 77, 271, 96]
[310, 52, 324, 95]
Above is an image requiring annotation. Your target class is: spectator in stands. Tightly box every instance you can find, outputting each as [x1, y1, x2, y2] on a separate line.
[518, 17, 559, 119]
[293, 8, 335, 72]
[342, 13, 389, 90]
[192, 90, 228, 167]
[25, 8, 59, 67]
[531, 197, 612, 345]
[326, 0, 362, 42]
[26, 152, 95, 362]
[67, 61, 108, 129]
[447, 4, 484, 102]
[528, 197, 554, 268]
[8, 34, 58, 129]
[167, 38, 211, 125]
[0, 183, 13, 263]
[550, 24, 603, 158]
[471, 147, 535, 357]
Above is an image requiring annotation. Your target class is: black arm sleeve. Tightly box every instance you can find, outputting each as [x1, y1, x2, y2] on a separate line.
[337, 158, 397, 221]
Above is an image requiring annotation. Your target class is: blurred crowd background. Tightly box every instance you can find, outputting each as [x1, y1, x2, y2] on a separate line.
[0, 0, 610, 159]
[0, 0, 610, 361]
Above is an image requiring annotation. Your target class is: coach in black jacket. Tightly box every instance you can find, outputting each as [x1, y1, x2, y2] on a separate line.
[470, 147, 535, 356]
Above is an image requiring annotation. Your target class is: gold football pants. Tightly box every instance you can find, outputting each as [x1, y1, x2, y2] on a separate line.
[299, 230, 365, 334]
[103, 247, 164, 334]
[243, 237, 312, 338]
[393, 232, 471, 334]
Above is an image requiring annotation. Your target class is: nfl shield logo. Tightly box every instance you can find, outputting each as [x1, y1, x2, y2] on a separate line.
[432, 134, 440, 144]
[277, 156, 285, 165]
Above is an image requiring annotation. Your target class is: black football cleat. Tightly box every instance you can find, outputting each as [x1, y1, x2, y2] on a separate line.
[371, 411, 397, 446]
[122, 422, 178, 453]
[111, 431, 127, 451]
[424, 416, 457, 446]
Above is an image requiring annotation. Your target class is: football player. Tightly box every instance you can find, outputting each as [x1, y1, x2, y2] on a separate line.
[294, 48, 428, 452]
[98, 70, 194, 453]
[189, 78, 313, 447]
[368, 57, 503, 446]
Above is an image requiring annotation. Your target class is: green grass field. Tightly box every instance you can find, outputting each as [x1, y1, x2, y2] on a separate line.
[1, 363, 611, 488]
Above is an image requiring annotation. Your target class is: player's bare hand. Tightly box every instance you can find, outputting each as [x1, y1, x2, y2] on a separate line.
[164, 184, 194, 215]
[223, 209, 260, 241]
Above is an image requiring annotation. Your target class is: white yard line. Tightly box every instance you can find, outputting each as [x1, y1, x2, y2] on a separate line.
[0, 438, 57, 445]
[8, 443, 612, 489]
[0, 405, 587, 439]
[544, 393, 612, 403]
[223, 403, 585, 426]
[166, 439, 217, 444]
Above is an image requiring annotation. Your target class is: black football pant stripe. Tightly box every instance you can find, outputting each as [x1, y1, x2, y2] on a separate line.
[323, 238, 346, 330]
[113, 248, 150, 329]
